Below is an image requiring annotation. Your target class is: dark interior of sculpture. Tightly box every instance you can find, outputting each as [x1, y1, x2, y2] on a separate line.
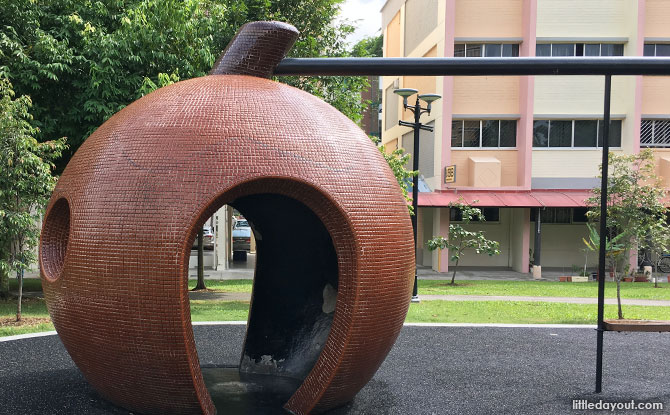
[192, 193, 338, 412]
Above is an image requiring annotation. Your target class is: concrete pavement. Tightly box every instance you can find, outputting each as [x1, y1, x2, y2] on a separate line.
[1, 324, 669, 414]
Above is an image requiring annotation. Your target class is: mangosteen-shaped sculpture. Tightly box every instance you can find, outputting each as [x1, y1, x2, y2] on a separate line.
[40, 21, 414, 414]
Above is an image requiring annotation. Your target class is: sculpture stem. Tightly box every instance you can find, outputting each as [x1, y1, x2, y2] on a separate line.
[209, 21, 299, 78]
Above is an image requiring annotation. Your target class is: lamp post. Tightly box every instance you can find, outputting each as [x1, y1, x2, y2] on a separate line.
[394, 88, 441, 302]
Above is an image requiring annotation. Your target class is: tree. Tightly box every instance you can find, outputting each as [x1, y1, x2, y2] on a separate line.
[586, 149, 668, 319]
[1, 0, 368, 171]
[370, 136, 417, 214]
[583, 222, 626, 315]
[426, 200, 501, 285]
[351, 35, 382, 58]
[0, 76, 66, 320]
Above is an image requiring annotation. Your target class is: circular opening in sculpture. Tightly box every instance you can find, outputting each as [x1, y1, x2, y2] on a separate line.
[41, 198, 71, 282]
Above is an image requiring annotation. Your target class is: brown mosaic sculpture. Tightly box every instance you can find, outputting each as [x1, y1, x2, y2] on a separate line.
[40, 21, 414, 414]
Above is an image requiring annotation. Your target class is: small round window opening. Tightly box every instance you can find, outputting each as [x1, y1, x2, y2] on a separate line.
[41, 198, 71, 282]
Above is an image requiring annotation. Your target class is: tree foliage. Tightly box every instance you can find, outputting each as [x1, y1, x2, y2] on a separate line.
[426, 200, 501, 285]
[0, 76, 66, 318]
[0, 0, 368, 171]
[370, 136, 417, 214]
[351, 34, 382, 57]
[586, 149, 669, 319]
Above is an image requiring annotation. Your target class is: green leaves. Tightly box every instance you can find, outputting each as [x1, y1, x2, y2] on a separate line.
[0, 76, 66, 296]
[370, 136, 417, 214]
[1, 0, 371, 171]
[587, 149, 669, 273]
[426, 199, 501, 275]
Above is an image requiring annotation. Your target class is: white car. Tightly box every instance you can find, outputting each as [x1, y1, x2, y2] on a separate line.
[192, 226, 214, 250]
[232, 219, 251, 260]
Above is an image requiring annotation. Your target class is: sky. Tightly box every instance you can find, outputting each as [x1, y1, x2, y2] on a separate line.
[338, 0, 386, 46]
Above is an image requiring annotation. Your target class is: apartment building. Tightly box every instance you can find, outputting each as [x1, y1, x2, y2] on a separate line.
[381, 0, 670, 274]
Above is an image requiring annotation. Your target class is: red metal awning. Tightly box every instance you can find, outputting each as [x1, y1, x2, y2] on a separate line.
[418, 189, 593, 208]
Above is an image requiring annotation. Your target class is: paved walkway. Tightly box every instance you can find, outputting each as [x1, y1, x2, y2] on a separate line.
[420, 294, 670, 306]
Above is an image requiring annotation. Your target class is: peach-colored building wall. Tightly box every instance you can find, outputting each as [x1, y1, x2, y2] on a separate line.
[385, 138, 398, 153]
[450, 150, 518, 187]
[454, 0, 523, 38]
[652, 149, 670, 187]
[642, 78, 670, 115]
[401, 47, 438, 121]
[645, 0, 670, 38]
[386, 11, 402, 57]
[453, 77, 520, 114]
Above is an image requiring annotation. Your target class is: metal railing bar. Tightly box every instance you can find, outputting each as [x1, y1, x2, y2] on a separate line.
[274, 57, 670, 76]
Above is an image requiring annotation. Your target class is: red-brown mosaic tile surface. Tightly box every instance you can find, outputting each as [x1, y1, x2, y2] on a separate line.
[40, 21, 415, 415]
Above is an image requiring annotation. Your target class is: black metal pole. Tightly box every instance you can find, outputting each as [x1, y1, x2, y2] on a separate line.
[411, 98, 421, 301]
[275, 57, 670, 77]
[533, 208, 541, 272]
[595, 74, 612, 394]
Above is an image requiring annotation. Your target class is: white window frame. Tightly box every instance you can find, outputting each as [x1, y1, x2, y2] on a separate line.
[454, 43, 519, 57]
[536, 43, 624, 57]
[643, 43, 670, 57]
[532, 119, 623, 149]
[451, 119, 517, 149]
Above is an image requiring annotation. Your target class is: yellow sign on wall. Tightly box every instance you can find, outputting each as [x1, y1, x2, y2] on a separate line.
[444, 165, 455, 183]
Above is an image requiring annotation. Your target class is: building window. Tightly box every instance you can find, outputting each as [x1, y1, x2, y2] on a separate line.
[450, 207, 500, 222]
[643, 44, 670, 57]
[531, 208, 586, 224]
[532, 120, 622, 148]
[572, 208, 589, 223]
[452, 120, 517, 148]
[454, 43, 519, 57]
[641, 119, 670, 147]
[536, 43, 623, 57]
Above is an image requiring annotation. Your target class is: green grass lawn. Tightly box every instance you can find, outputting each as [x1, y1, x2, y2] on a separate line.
[187, 279, 253, 292]
[406, 300, 670, 324]
[190, 300, 250, 321]
[0, 298, 53, 337]
[3, 278, 670, 337]
[417, 280, 670, 300]
[18, 278, 670, 300]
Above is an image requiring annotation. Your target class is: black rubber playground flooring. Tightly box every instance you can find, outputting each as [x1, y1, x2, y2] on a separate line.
[1, 324, 668, 414]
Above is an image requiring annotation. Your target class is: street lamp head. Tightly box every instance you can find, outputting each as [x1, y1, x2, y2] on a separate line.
[418, 93, 441, 104]
[393, 88, 418, 97]
[394, 88, 418, 108]
[418, 93, 441, 114]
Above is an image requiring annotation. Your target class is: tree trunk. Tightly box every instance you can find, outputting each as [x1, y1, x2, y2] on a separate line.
[193, 229, 206, 290]
[450, 257, 459, 285]
[16, 269, 23, 322]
